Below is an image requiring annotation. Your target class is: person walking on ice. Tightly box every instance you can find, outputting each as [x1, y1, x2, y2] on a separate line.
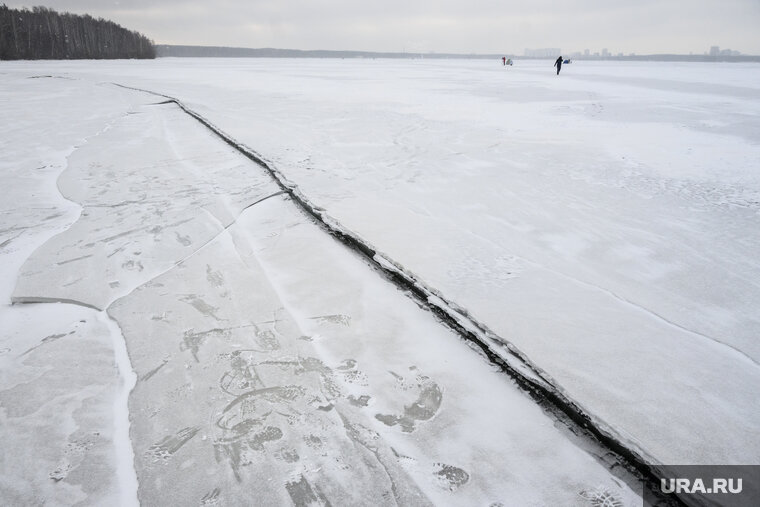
[554, 55, 563, 75]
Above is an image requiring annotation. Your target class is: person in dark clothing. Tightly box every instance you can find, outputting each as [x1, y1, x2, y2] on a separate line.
[554, 56, 563, 75]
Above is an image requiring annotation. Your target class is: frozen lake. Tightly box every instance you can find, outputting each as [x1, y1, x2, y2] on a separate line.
[1, 58, 759, 505]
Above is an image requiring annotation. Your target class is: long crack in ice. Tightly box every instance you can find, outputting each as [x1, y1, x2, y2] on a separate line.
[106, 81, 666, 483]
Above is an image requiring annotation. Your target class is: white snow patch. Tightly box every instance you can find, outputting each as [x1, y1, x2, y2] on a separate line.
[101, 312, 140, 507]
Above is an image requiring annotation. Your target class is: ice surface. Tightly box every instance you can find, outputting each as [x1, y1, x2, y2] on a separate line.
[2, 57, 759, 505]
[12, 102, 281, 310]
[2, 68, 642, 505]
[111, 201, 635, 505]
[0, 76, 139, 505]
[57, 57, 757, 467]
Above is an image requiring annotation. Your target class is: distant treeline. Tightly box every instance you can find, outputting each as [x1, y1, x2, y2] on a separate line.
[157, 45, 505, 60]
[0, 5, 155, 60]
[156, 45, 760, 62]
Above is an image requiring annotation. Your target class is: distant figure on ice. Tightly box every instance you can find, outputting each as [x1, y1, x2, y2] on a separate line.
[502, 56, 506, 65]
[554, 56, 563, 75]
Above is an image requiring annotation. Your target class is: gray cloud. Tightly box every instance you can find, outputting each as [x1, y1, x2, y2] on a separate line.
[6, 0, 760, 54]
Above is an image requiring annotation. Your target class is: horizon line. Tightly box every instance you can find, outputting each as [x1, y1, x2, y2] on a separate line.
[155, 44, 760, 59]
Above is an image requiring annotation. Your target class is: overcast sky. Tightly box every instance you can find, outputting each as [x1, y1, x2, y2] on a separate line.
[7, 0, 760, 55]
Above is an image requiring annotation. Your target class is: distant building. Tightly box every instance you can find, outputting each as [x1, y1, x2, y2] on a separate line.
[584, 49, 590, 56]
[601, 48, 609, 57]
[524, 48, 561, 57]
[710, 46, 720, 56]
[618, 52, 624, 57]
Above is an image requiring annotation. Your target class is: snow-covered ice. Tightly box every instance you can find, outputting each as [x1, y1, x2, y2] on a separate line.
[69, 57, 759, 466]
[0, 76, 140, 505]
[1, 58, 759, 505]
